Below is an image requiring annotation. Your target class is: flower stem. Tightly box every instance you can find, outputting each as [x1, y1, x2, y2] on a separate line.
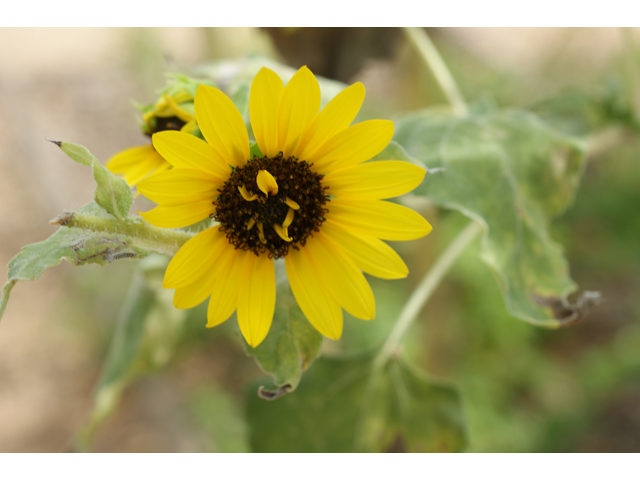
[372, 221, 482, 372]
[59, 211, 194, 257]
[402, 27, 469, 117]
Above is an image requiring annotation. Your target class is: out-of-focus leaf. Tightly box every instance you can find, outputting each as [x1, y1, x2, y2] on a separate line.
[76, 255, 187, 450]
[362, 361, 467, 453]
[138, 257, 188, 369]
[230, 81, 250, 118]
[371, 139, 426, 167]
[245, 261, 323, 398]
[190, 386, 250, 453]
[530, 91, 606, 136]
[246, 355, 466, 452]
[324, 277, 408, 356]
[196, 58, 348, 108]
[0, 213, 148, 323]
[531, 79, 640, 136]
[75, 271, 155, 449]
[394, 108, 588, 327]
[52, 140, 134, 220]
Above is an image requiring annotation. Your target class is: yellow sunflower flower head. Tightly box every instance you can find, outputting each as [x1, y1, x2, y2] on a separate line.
[138, 66, 432, 347]
[106, 75, 212, 188]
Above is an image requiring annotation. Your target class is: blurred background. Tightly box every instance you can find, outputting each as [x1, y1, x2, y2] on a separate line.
[0, 27, 639, 452]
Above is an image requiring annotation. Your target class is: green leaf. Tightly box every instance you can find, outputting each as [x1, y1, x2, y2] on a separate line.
[371, 139, 424, 165]
[74, 271, 155, 449]
[394, 108, 588, 327]
[246, 355, 466, 452]
[363, 361, 468, 453]
[323, 277, 408, 356]
[0, 219, 149, 323]
[52, 140, 134, 220]
[190, 385, 250, 452]
[245, 260, 323, 398]
[230, 81, 250, 118]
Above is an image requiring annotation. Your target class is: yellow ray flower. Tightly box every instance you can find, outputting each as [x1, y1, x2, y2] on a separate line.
[138, 66, 432, 347]
[106, 86, 198, 189]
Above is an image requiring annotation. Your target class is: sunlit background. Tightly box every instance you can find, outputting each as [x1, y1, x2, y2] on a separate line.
[0, 27, 639, 452]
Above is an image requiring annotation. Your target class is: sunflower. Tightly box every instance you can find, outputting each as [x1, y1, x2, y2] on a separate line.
[138, 66, 432, 347]
[106, 88, 198, 188]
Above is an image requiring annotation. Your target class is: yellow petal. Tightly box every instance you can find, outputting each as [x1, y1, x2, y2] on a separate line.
[250, 67, 285, 158]
[323, 160, 426, 200]
[256, 170, 279, 196]
[122, 153, 168, 187]
[161, 94, 196, 123]
[194, 84, 250, 167]
[173, 273, 216, 309]
[327, 198, 432, 241]
[283, 208, 295, 228]
[180, 119, 197, 134]
[107, 145, 168, 187]
[278, 66, 321, 158]
[152, 130, 231, 179]
[139, 200, 215, 229]
[239, 185, 259, 202]
[106, 145, 156, 173]
[137, 168, 223, 206]
[295, 82, 366, 160]
[163, 226, 228, 289]
[307, 120, 394, 173]
[321, 220, 408, 279]
[304, 232, 375, 320]
[206, 247, 243, 328]
[237, 254, 276, 347]
[285, 249, 343, 340]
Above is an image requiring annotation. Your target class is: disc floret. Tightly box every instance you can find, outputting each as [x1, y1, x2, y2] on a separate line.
[215, 153, 329, 258]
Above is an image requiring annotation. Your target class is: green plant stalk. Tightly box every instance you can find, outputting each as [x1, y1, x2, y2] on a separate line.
[353, 222, 482, 452]
[60, 211, 195, 257]
[373, 221, 482, 372]
[402, 27, 469, 117]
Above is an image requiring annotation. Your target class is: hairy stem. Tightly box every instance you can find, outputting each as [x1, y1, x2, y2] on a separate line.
[402, 27, 469, 117]
[59, 212, 195, 257]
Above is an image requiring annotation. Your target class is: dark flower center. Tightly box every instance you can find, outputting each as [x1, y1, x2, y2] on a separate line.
[214, 153, 329, 258]
[146, 116, 187, 137]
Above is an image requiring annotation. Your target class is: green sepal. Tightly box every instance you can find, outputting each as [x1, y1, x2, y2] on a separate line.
[249, 140, 263, 159]
[160, 73, 215, 100]
[51, 140, 134, 221]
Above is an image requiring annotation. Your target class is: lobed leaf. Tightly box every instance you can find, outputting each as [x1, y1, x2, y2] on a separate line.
[394, 108, 589, 327]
